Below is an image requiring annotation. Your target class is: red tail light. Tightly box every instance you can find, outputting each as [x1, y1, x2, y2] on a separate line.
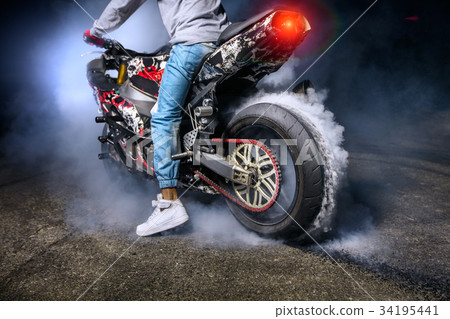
[271, 11, 311, 41]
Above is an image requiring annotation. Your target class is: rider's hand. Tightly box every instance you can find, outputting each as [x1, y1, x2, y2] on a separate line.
[83, 30, 105, 48]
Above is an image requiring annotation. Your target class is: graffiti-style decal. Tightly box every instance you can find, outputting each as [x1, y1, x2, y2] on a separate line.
[94, 86, 144, 135]
[193, 12, 302, 89]
[128, 55, 169, 98]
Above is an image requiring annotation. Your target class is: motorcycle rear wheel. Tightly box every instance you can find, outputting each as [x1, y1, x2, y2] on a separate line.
[222, 103, 326, 239]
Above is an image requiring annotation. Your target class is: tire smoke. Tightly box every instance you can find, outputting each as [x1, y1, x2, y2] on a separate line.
[240, 90, 349, 234]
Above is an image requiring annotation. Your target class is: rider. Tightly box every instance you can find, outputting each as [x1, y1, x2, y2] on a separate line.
[84, 0, 230, 236]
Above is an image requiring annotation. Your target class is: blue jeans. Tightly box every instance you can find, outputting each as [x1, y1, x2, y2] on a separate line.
[151, 43, 216, 189]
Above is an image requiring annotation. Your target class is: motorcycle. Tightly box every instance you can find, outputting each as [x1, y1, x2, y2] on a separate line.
[86, 8, 332, 239]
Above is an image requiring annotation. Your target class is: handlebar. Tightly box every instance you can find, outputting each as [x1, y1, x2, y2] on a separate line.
[102, 38, 118, 50]
[83, 30, 133, 57]
[102, 39, 136, 57]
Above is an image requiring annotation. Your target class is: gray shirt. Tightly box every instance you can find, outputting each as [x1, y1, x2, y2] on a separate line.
[90, 0, 230, 45]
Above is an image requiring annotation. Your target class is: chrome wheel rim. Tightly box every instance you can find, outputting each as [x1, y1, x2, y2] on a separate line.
[231, 143, 280, 210]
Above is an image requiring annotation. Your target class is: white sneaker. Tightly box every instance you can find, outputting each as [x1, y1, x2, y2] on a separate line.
[136, 194, 189, 236]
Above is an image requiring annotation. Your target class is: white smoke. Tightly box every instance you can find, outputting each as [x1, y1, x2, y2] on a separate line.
[182, 196, 280, 247]
[240, 89, 349, 233]
[258, 57, 302, 89]
[322, 217, 391, 263]
[238, 90, 391, 259]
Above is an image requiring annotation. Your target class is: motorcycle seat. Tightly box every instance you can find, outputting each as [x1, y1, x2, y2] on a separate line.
[136, 43, 172, 57]
[216, 9, 274, 45]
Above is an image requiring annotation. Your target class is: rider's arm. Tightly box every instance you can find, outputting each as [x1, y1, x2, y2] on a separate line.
[90, 0, 147, 38]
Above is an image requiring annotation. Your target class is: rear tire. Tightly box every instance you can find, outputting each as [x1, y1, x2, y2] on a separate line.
[222, 103, 326, 239]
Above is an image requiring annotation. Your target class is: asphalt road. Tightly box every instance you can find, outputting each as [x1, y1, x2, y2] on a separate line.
[0, 119, 448, 301]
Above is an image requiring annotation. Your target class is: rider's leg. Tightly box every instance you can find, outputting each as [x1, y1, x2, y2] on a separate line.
[151, 43, 215, 199]
[161, 187, 178, 200]
[136, 43, 215, 237]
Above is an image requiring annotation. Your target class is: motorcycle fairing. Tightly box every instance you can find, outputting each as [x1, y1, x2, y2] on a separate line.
[96, 88, 145, 135]
[189, 10, 310, 106]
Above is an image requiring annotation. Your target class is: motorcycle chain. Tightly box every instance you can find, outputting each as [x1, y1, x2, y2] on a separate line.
[194, 138, 281, 213]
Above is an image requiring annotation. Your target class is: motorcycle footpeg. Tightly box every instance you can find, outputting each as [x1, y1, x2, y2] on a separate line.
[95, 116, 106, 123]
[98, 153, 109, 160]
[171, 151, 193, 161]
[98, 136, 108, 143]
